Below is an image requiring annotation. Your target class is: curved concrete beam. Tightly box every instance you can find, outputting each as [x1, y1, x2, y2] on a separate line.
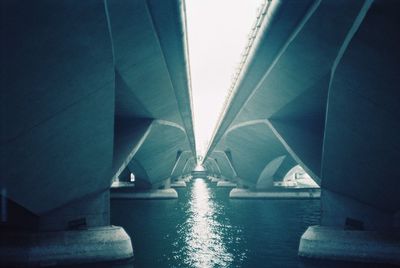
[256, 155, 286, 190]
[170, 150, 192, 178]
[205, 0, 317, 159]
[207, 1, 366, 183]
[202, 162, 212, 175]
[210, 151, 236, 180]
[203, 159, 220, 177]
[224, 120, 296, 187]
[112, 118, 153, 181]
[107, 0, 196, 155]
[127, 120, 188, 187]
[207, 158, 222, 176]
[274, 155, 298, 182]
[182, 157, 196, 175]
[146, 0, 197, 155]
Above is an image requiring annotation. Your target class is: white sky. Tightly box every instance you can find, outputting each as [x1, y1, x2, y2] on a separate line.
[186, 0, 263, 156]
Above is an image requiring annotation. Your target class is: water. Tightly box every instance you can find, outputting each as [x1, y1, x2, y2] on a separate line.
[55, 177, 397, 268]
[109, 178, 394, 268]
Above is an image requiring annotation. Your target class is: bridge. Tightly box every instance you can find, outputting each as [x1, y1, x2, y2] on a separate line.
[203, 0, 400, 263]
[1, 0, 400, 266]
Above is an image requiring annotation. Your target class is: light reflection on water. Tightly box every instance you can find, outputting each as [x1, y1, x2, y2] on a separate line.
[181, 178, 234, 268]
[108, 179, 396, 268]
[109, 178, 323, 268]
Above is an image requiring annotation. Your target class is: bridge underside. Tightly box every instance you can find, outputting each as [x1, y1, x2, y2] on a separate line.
[1, 0, 196, 265]
[205, 0, 400, 264]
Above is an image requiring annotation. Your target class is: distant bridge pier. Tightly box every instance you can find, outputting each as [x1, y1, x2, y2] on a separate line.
[111, 170, 178, 200]
[111, 120, 190, 199]
[170, 151, 194, 188]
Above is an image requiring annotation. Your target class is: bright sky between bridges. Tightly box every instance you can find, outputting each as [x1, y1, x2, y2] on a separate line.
[186, 0, 264, 157]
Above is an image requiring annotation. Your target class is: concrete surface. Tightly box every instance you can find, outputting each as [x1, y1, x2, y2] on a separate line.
[299, 225, 400, 265]
[110, 188, 178, 199]
[229, 188, 321, 199]
[171, 181, 187, 188]
[204, 0, 400, 263]
[217, 181, 237, 187]
[1, 1, 195, 265]
[0, 226, 133, 267]
[111, 181, 135, 188]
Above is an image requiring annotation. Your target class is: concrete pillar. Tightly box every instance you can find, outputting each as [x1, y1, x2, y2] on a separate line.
[0, 191, 133, 266]
[299, 1, 400, 264]
[1, 0, 134, 265]
[111, 166, 177, 199]
[230, 155, 320, 199]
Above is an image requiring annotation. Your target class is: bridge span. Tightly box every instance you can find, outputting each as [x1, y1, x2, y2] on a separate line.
[203, 0, 400, 264]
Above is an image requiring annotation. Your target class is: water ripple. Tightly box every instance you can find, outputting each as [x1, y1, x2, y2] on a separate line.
[176, 178, 235, 268]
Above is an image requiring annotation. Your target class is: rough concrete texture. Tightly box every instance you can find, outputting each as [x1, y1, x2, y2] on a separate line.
[230, 188, 321, 199]
[0, 226, 133, 267]
[299, 225, 400, 265]
[110, 188, 178, 199]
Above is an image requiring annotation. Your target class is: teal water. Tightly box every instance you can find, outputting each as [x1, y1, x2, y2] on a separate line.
[109, 178, 392, 268]
[112, 178, 311, 268]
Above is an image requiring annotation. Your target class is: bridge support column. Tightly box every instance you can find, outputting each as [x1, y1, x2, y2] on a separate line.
[0, 190, 133, 267]
[111, 176, 178, 199]
[229, 157, 320, 199]
[299, 190, 400, 265]
[171, 176, 187, 188]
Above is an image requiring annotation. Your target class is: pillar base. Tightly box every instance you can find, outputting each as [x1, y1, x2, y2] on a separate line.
[210, 177, 220, 183]
[229, 188, 320, 199]
[111, 181, 135, 188]
[299, 225, 400, 265]
[110, 188, 178, 199]
[171, 181, 186, 188]
[0, 226, 133, 267]
[217, 181, 237, 187]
